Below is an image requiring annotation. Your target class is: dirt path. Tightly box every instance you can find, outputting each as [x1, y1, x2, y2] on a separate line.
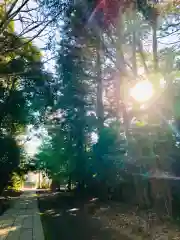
[38, 192, 131, 240]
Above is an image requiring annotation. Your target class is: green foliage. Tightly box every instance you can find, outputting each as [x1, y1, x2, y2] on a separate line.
[36, 136, 69, 180]
[0, 3, 53, 192]
[0, 135, 20, 192]
[91, 126, 125, 185]
[0, 136, 20, 171]
[41, 176, 50, 189]
[8, 172, 23, 191]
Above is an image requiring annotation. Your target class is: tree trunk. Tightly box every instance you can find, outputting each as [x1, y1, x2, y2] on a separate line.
[152, 20, 158, 71]
[131, 8, 137, 78]
[37, 170, 41, 189]
[132, 31, 137, 77]
[51, 179, 60, 192]
[76, 122, 86, 193]
[115, 8, 126, 121]
[96, 42, 104, 134]
[138, 39, 149, 74]
[67, 174, 72, 191]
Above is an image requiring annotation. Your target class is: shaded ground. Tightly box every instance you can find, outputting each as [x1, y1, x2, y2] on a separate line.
[2, 189, 22, 198]
[0, 190, 22, 216]
[38, 191, 131, 240]
[38, 191, 180, 240]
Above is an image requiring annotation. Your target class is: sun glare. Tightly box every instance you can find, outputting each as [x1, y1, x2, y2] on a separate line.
[130, 80, 154, 102]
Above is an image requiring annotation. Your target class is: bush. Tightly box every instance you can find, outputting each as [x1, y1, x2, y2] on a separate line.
[41, 178, 50, 189]
[8, 172, 23, 191]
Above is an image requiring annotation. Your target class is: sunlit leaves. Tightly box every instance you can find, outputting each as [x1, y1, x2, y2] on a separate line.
[147, 72, 164, 89]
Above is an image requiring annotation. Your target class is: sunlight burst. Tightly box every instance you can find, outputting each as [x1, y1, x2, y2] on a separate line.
[130, 80, 154, 102]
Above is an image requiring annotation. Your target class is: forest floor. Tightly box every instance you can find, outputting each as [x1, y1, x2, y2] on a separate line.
[38, 191, 180, 240]
[2, 189, 22, 198]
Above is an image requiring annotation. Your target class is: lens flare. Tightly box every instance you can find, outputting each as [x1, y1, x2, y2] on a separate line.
[130, 80, 154, 102]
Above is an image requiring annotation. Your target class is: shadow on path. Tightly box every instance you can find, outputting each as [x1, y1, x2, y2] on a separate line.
[38, 192, 131, 240]
[0, 190, 44, 240]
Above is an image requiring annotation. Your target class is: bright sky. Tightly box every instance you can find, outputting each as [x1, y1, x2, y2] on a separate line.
[25, 136, 41, 156]
[14, 0, 57, 70]
[21, 125, 47, 156]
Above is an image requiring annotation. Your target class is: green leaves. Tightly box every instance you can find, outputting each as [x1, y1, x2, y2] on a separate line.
[92, 126, 125, 185]
[0, 1, 54, 191]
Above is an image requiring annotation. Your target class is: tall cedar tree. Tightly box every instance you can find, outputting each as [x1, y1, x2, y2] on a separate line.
[55, 5, 93, 189]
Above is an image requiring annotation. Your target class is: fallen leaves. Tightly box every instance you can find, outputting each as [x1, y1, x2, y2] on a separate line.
[92, 202, 180, 240]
